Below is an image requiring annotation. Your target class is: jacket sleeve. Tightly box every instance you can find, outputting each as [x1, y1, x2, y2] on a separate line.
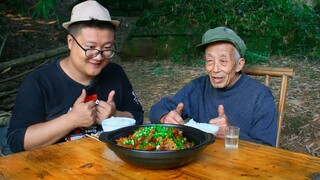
[7, 75, 46, 153]
[149, 83, 194, 123]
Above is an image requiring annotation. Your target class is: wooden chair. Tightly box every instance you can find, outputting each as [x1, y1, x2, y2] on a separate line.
[242, 66, 295, 148]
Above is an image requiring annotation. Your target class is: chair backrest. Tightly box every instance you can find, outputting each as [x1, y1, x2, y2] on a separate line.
[242, 66, 295, 148]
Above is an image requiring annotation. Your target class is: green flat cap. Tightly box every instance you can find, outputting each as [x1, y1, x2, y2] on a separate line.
[196, 27, 246, 57]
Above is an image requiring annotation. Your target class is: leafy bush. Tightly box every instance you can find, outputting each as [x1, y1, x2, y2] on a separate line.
[135, 0, 319, 62]
[2, 0, 77, 27]
[32, 0, 58, 20]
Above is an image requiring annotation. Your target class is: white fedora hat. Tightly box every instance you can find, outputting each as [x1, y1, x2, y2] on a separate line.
[62, 0, 120, 30]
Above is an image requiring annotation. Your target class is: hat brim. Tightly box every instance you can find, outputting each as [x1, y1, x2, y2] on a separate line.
[195, 43, 206, 52]
[195, 39, 240, 53]
[62, 19, 120, 30]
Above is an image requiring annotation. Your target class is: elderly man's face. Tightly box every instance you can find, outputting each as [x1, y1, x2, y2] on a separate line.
[204, 42, 245, 88]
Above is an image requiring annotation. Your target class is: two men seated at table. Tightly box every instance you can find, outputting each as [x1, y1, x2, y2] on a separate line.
[149, 27, 277, 147]
[7, 1, 143, 153]
[7, 1, 276, 153]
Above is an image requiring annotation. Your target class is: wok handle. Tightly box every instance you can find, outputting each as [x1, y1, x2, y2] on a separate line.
[205, 133, 216, 145]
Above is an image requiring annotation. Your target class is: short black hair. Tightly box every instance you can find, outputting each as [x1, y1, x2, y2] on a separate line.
[68, 19, 115, 36]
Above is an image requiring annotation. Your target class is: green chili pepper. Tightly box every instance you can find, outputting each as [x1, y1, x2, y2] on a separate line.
[118, 125, 193, 150]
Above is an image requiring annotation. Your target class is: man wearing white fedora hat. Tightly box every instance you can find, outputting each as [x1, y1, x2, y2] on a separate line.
[7, 0, 143, 153]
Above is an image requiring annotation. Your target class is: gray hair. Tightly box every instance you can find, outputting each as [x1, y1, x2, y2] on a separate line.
[234, 48, 241, 63]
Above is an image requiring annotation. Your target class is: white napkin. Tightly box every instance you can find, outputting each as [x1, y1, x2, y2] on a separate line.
[185, 119, 219, 135]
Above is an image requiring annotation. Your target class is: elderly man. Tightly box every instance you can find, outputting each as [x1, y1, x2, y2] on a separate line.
[149, 27, 277, 146]
[7, 1, 143, 153]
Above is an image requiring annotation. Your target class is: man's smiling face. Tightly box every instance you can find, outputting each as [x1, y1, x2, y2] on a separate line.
[68, 27, 115, 79]
[204, 42, 244, 88]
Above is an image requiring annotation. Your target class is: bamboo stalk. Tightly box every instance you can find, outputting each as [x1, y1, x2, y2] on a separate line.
[0, 59, 51, 83]
[0, 34, 8, 57]
[0, 46, 68, 73]
[0, 96, 15, 110]
[0, 83, 16, 92]
[0, 88, 18, 100]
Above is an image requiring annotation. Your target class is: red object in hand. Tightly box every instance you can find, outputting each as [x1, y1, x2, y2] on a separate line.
[84, 94, 97, 103]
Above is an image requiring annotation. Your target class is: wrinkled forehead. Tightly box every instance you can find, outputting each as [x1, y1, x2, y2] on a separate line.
[204, 42, 235, 57]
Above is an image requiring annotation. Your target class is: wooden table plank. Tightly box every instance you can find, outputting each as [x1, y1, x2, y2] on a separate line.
[184, 140, 320, 179]
[0, 137, 319, 179]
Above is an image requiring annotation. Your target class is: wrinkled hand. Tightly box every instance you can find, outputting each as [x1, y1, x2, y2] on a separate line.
[160, 103, 184, 125]
[209, 105, 230, 138]
[69, 89, 96, 128]
[96, 90, 116, 124]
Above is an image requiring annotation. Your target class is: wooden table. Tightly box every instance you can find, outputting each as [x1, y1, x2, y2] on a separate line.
[0, 137, 319, 179]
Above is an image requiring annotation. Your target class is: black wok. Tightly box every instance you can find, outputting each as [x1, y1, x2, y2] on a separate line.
[99, 124, 215, 169]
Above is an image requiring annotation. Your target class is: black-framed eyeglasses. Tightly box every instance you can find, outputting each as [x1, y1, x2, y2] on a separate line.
[69, 34, 116, 59]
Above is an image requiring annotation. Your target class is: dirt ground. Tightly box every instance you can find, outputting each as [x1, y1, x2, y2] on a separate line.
[0, 11, 319, 157]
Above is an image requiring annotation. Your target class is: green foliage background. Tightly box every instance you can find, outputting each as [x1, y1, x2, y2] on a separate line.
[2, 0, 319, 63]
[134, 0, 319, 63]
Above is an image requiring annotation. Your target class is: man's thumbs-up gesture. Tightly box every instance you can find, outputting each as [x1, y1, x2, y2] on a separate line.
[69, 89, 96, 127]
[96, 90, 116, 124]
[209, 105, 230, 138]
[160, 102, 185, 124]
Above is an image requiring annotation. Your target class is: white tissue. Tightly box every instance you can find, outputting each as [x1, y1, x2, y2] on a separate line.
[185, 119, 219, 135]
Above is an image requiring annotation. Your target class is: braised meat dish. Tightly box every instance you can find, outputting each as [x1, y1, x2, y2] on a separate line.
[116, 126, 194, 151]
